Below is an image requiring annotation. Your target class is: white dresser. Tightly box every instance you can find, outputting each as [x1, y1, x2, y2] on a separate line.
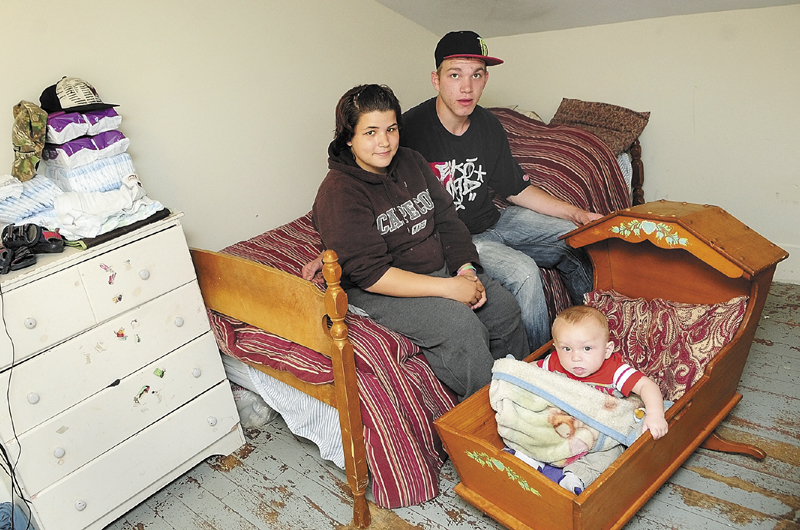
[0, 213, 245, 530]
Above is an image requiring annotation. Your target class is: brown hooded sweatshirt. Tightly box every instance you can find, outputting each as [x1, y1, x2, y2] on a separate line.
[313, 143, 481, 290]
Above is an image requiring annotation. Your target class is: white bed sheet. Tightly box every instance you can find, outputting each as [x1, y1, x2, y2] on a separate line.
[220, 354, 345, 469]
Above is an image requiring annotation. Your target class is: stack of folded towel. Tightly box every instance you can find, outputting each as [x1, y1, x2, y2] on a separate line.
[0, 77, 163, 241]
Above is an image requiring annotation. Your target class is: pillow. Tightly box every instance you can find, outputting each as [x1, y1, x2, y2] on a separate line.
[585, 290, 748, 401]
[502, 105, 544, 123]
[550, 98, 650, 156]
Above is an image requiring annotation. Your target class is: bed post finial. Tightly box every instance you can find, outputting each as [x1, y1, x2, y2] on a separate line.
[630, 138, 645, 205]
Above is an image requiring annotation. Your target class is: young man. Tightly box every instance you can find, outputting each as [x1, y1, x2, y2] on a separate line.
[400, 30, 603, 351]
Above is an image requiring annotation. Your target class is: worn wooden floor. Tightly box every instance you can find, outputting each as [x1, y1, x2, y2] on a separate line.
[106, 282, 799, 530]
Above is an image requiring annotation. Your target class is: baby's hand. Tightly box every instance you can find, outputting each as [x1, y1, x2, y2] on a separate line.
[643, 413, 668, 440]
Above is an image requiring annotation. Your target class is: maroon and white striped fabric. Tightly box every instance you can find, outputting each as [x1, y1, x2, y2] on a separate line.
[206, 212, 458, 509]
[490, 107, 633, 323]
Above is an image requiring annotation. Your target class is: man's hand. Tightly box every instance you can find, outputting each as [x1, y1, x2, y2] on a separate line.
[301, 252, 324, 281]
[571, 209, 603, 226]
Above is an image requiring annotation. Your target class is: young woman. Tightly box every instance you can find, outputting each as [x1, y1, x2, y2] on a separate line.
[312, 84, 528, 400]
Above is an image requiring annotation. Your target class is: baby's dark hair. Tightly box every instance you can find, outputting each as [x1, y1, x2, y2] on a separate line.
[333, 84, 402, 153]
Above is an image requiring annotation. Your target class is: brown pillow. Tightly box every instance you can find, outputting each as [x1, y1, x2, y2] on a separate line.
[550, 98, 650, 155]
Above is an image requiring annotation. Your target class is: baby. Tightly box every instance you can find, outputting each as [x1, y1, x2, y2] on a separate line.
[535, 305, 668, 493]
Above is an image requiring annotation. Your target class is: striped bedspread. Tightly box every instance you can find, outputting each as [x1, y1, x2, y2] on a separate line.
[489, 107, 632, 323]
[206, 212, 458, 509]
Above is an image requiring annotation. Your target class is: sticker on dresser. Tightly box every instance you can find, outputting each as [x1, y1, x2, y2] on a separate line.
[77, 226, 197, 323]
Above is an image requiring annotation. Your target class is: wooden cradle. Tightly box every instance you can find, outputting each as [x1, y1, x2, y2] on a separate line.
[189, 107, 645, 528]
[434, 200, 788, 530]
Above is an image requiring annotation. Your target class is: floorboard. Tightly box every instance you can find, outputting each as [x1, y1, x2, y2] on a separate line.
[105, 282, 800, 530]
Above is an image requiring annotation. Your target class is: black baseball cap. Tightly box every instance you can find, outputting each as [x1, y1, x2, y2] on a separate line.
[434, 31, 503, 68]
[39, 77, 118, 114]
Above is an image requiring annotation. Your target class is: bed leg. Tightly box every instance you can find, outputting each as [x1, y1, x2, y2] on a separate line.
[702, 431, 766, 460]
[352, 494, 370, 528]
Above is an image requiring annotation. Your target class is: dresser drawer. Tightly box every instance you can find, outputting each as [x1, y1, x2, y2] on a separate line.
[14, 332, 226, 496]
[0, 281, 213, 441]
[31, 382, 240, 530]
[1, 265, 96, 367]
[78, 225, 197, 323]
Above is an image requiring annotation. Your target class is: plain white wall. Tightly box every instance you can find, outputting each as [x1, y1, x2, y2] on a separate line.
[0, 0, 437, 251]
[483, 5, 799, 283]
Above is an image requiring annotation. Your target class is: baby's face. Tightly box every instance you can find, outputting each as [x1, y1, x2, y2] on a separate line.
[552, 320, 614, 378]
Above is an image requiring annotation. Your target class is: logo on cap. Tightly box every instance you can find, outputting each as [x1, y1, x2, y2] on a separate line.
[478, 37, 489, 57]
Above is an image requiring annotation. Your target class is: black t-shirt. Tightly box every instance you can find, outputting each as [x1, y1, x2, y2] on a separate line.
[401, 98, 529, 234]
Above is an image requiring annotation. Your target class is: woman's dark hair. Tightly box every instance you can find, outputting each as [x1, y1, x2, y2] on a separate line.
[333, 84, 402, 153]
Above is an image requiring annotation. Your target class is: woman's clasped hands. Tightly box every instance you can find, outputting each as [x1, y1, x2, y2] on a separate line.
[451, 269, 486, 310]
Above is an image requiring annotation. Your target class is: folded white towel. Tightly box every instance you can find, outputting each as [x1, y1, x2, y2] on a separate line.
[54, 174, 163, 239]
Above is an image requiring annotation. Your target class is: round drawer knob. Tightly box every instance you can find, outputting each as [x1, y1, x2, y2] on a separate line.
[75, 500, 87, 511]
[173, 317, 184, 328]
[24, 318, 36, 330]
[27, 393, 40, 405]
[53, 447, 66, 459]
[191, 368, 202, 378]
[207, 417, 218, 427]
[139, 269, 150, 280]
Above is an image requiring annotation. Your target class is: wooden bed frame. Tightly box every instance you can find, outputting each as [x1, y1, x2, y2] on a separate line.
[190, 249, 371, 528]
[434, 201, 788, 530]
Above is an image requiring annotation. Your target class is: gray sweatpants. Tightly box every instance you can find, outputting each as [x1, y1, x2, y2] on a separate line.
[346, 266, 529, 400]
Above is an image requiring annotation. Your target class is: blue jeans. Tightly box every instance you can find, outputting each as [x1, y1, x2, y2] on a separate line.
[472, 206, 594, 350]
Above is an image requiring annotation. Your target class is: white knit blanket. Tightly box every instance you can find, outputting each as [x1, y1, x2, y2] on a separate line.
[490, 358, 645, 466]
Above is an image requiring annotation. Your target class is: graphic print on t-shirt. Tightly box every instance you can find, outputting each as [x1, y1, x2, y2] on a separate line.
[428, 159, 486, 211]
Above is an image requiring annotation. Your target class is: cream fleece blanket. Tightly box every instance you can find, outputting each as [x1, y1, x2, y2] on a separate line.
[489, 358, 645, 467]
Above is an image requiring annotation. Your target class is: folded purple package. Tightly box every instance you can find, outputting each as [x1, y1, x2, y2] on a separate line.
[46, 108, 122, 144]
[42, 130, 130, 169]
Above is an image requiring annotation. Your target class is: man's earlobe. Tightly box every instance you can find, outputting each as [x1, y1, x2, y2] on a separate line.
[431, 71, 440, 91]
